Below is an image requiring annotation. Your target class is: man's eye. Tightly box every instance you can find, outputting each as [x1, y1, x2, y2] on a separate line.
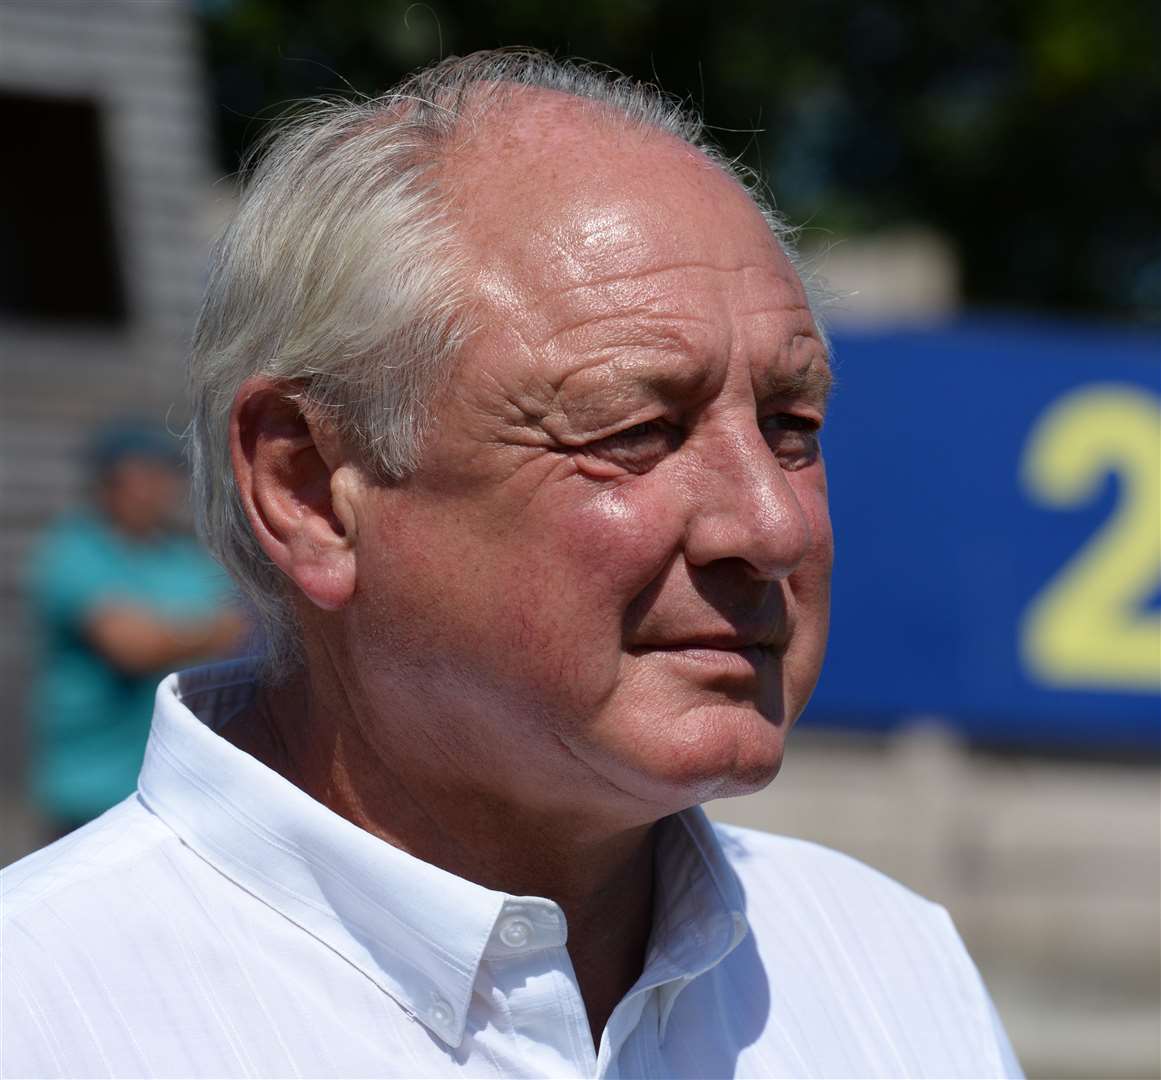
[762, 414, 821, 471]
[582, 420, 682, 474]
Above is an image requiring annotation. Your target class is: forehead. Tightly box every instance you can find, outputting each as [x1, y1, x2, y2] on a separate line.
[444, 92, 825, 391]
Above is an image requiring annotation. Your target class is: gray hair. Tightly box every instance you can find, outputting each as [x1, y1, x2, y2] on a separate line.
[189, 48, 815, 677]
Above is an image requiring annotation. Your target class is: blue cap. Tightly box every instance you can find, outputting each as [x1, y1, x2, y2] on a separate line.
[87, 419, 184, 477]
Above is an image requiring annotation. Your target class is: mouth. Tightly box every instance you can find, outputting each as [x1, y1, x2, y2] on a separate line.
[628, 632, 790, 657]
[624, 645, 780, 691]
[627, 640, 787, 674]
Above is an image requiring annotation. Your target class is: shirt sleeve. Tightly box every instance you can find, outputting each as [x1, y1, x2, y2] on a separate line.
[26, 523, 119, 630]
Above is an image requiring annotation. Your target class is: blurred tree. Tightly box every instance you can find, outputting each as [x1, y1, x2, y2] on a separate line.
[198, 0, 1160, 320]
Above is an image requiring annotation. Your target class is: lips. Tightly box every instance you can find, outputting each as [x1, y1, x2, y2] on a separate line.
[628, 630, 790, 656]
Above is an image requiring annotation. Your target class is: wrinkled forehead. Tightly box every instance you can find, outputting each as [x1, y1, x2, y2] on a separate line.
[440, 88, 806, 309]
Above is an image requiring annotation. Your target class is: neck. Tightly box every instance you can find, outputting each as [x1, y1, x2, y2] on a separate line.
[222, 668, 658, 1040]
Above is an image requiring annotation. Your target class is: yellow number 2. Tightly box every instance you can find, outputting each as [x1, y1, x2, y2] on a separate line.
[1020, 384, 1161, 692]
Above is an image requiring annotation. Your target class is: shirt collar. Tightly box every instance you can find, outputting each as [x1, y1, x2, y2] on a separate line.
[139, 661, 749, 1048]
[646, 809, 750, 1035]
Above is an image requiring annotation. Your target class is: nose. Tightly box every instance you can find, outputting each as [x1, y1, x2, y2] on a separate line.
[683, 425, 812, 581]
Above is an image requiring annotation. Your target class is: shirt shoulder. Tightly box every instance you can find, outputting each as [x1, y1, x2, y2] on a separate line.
[1, 798, 173, 923]
[1, 800, 262, 1079]
[712, 819, 937, 910]
[704, 821, 1023, 1079]
[709, 819, 962, 961]
[149, 536, 236, 605]
[25, 514, 123, 624]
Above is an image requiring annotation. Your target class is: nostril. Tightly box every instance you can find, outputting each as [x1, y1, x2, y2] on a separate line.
[685, 496, 810, 581]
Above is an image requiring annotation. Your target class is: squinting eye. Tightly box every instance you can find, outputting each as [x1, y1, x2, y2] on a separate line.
[581, 420, 682, 475]
[762, 414, 821, 471]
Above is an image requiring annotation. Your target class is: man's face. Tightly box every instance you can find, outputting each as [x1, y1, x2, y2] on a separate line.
[102, 456, 182, 538]
[348, 103, 832, 825]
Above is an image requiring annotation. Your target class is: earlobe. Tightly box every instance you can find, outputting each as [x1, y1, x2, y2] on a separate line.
[231, 377, 358, 611]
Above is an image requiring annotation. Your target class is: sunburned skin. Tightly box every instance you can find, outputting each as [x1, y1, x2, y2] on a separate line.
[228, 88, 835, 1039]
[488, 341, 830, 491]
[356, 108, 835, 816]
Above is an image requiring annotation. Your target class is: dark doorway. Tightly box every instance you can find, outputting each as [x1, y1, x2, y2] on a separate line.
[0, 91, 127, 324]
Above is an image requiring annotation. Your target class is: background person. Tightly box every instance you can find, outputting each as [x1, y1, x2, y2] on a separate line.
[24, 420, 248, 837]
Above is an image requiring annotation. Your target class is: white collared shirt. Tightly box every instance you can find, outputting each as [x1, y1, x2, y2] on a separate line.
[2, 661, 1021, 1078]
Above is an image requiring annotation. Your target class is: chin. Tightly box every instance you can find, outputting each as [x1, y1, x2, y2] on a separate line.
[639, 701, 790, 810]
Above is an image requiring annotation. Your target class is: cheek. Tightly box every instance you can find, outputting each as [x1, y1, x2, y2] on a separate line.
[556, 485, 685, 606]
[483, 484, 683, 689]
[355, 477, 689, 721]
[786, 478, 832, 693]
[794, 470, 834, 586]
[804, 505, 834, 591]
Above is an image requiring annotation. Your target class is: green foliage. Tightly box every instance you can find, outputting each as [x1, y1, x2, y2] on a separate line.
[199, 0, 1161, 319]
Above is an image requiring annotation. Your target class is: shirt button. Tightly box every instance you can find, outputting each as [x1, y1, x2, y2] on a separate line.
[497, 914, 533, 949]
[429, 998, 454, 1029]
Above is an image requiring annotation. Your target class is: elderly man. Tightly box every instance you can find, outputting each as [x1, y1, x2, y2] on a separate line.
[2, 52, 1020, 1078]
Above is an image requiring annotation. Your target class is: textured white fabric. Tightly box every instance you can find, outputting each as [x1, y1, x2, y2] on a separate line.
[2, 661, 1022, 1078]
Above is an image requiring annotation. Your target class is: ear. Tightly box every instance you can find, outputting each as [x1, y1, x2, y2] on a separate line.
[230, 376, 361, 611]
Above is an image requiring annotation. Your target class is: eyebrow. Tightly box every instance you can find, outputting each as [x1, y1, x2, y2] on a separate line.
[549, 328, 834, 421]
[758, 355, 834, 409]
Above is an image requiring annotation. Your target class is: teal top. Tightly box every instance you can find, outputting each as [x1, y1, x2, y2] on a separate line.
[26, 513, 236, 822]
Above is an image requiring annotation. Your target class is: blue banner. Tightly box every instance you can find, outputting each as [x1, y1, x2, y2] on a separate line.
[803, 315, 1161, 751]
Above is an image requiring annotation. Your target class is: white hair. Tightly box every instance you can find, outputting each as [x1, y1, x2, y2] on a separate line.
[189, 48, 817, 677]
